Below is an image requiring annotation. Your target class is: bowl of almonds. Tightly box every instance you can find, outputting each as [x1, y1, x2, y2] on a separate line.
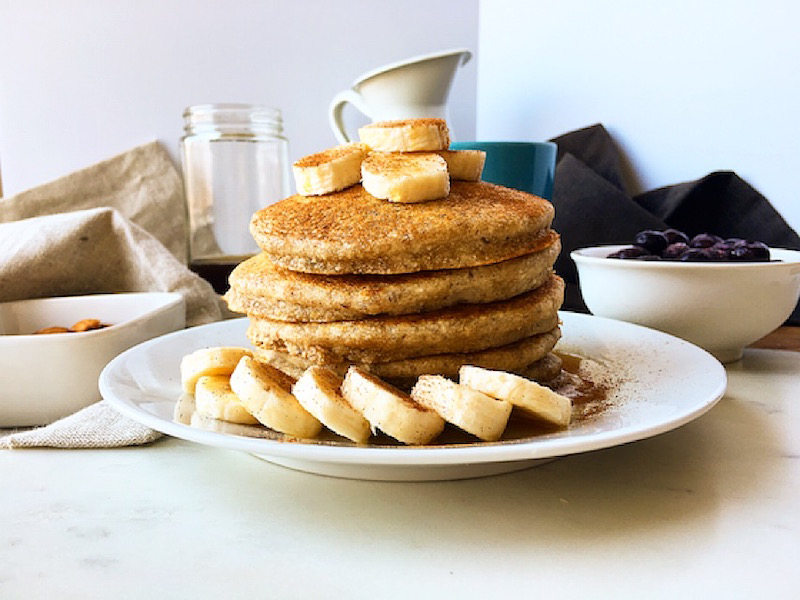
[0, 292, 185, 426]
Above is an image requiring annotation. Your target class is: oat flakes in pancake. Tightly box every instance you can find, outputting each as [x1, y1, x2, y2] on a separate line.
[253, 327, 562, 383]
[246, 274, 564, 364]
[249, 181, 555, 275]
[225, 236, 560, 322]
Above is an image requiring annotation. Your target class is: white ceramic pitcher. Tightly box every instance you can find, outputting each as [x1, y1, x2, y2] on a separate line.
[329, 48, 472, 144]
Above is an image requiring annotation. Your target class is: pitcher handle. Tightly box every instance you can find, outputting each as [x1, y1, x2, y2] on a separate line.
[328, 89, 371, 144]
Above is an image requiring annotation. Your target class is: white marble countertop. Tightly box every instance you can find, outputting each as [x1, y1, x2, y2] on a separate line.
[2, 348, 799, 599]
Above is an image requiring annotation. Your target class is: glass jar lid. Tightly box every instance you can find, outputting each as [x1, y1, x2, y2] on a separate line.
[183, 103, 284, 137]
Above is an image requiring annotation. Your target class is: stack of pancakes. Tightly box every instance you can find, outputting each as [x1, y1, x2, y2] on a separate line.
[225, 180, 565, 388]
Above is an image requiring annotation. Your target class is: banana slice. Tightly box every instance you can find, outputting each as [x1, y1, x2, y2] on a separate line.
[180, 346, 253, 394]
[292, 366, 371, 443]
[361, 152, 449, 203]
[459, 365, 572, 428]
[292, 142, 369, 196]
[173, 392, 196, 426]
[437, 149, 486, 181]
[253, 348, 310, 379]
[341, 366, 444, 445]
[358, 118, 450, 152]
[229, 356, 322, 438]
[194, 374, 260, 425]
[411, 375, 512, 442]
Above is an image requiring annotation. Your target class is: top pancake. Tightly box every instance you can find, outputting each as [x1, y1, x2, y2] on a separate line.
[249, 181, 555, 275]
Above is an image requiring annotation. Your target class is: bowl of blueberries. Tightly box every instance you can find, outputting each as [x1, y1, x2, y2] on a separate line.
[571, 229, 800, 362]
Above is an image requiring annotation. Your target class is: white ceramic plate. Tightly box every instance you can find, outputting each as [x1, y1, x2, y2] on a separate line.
[99, 312, 727, 481]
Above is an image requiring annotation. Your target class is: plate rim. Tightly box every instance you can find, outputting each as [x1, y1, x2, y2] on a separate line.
[100, 312, 727, 467]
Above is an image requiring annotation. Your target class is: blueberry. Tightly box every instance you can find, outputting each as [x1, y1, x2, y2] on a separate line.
[749, 241, 771, 260]
[729, 245, 754, 261]
[730, 241, 771, 261]
[663, 228, 690, 245]
[662, 242, 689, 259]
[710, 241, 734, 260]
[679, 248, 713, 261]
[608, 245, 651, 259]
[705, 245, 730, 261]
[633, 230, 669, 255]
[690, 233, 723, 248]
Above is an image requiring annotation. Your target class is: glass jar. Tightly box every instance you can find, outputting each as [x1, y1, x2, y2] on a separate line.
[181, 103, 289, 291]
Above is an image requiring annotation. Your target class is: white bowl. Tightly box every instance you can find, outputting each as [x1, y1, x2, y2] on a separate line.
[571, 246, 800, 363]
[0, 292, 185, 427]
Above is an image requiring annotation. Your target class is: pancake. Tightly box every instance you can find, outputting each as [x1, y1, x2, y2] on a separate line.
[249, 181, 555, 275]
[246, 274, 564, 364]
[253, 328, 562, 383]
[224, 235, 561, 322]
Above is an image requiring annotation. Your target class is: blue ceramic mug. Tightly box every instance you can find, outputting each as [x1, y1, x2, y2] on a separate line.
[449, 141, 557, 200]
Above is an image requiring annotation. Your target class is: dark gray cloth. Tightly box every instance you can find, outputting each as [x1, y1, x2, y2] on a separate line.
[549, 124, 800, 325]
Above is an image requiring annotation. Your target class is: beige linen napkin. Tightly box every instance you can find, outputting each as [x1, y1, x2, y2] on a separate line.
[0, 401, 161, 449]
[0, 140, 188, 263]
[0, 141, 228, 448]
[0, 206, 223, 326]
[0, 140, 225, 326]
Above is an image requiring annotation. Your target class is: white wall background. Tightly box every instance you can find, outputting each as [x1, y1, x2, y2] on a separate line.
[477, 0, 800, 232]
[3, 0, 798, 235]
[0, 0, 478, 196]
